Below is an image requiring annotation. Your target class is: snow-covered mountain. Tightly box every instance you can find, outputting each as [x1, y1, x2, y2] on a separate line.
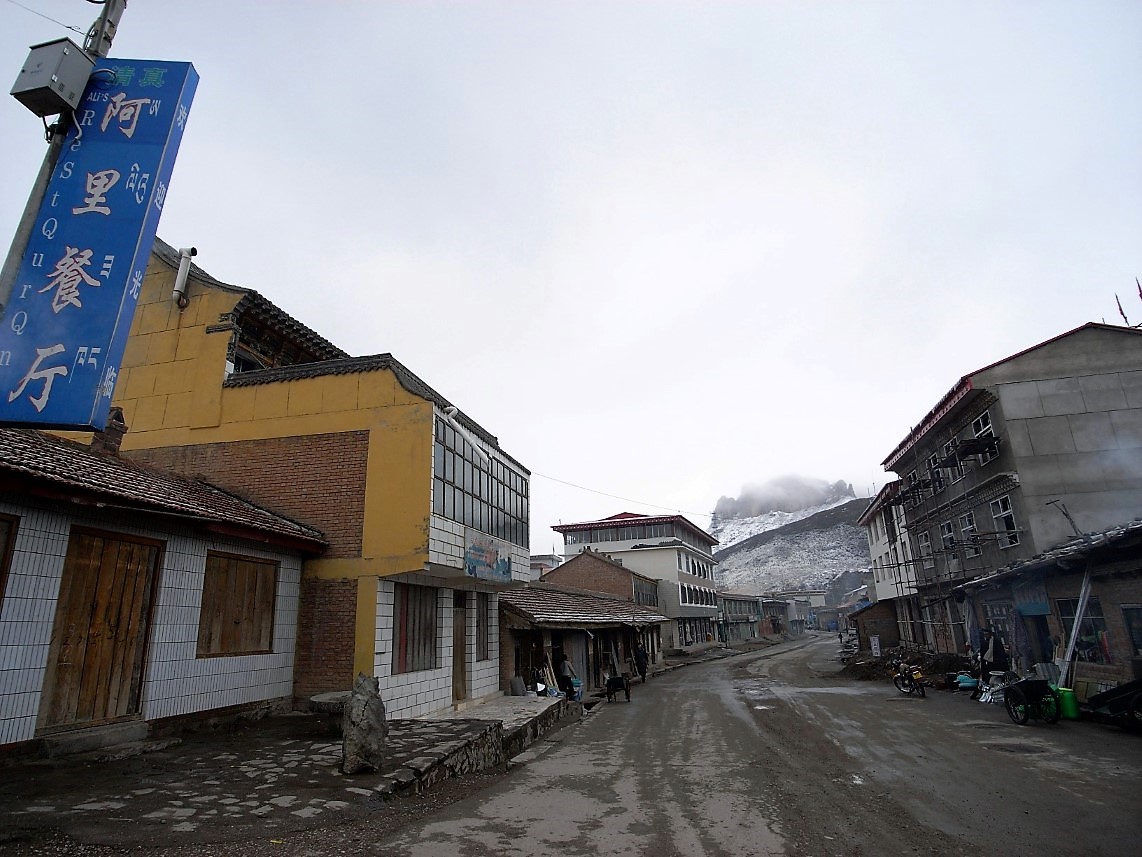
[712, 498, 871, 596]
[710, 496, 855, 551]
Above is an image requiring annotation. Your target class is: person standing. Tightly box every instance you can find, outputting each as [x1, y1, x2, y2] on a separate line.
[634, 642, 649, 683]
[557, 652, 577, 698]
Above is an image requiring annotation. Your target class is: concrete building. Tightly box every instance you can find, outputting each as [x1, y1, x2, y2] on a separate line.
[552, 512, 719, 650]
[878, 323, 1142, 672]
[857, 481, 923, 647]
[528, 554, 563, 579]
[104, 240, 531, 718]
[718, 591, 763, 642]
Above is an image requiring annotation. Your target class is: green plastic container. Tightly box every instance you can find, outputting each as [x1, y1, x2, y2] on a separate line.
[1056, 687, 1080, 720]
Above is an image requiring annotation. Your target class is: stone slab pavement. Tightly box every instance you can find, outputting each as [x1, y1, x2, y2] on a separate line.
[0, 695, 568, 850]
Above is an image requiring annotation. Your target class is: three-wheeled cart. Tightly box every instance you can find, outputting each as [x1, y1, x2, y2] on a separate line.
[1085, 678, 1142, 731]
[605, 673, 631, 702]
[1004, 678, 1061, 725]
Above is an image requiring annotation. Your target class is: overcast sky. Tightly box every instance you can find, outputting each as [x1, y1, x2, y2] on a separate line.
[2, 1, 1140, 551]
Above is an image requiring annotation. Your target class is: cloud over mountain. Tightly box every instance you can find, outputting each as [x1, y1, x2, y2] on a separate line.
[714, 476, 854, 520]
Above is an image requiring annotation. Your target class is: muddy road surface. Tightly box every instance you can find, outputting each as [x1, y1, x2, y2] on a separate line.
[368, 635, 1142, 857]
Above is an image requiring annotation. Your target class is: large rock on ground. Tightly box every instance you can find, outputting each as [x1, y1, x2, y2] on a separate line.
[341, 673, 389, 774]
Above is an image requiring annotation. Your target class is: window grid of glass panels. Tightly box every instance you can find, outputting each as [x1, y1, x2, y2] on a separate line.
[432, 419, 529, 548]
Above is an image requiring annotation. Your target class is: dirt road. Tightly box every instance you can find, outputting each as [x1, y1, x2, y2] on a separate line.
[367, 635, 1142, 856]
[5, 636, 1139, 856]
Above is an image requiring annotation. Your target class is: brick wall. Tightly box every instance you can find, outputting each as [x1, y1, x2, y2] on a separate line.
[293, 577, 357, 700]
[1045, 565, 1142, 691]
[126, 432, 368, 558]
[542, 553, 633, 598]
[852, 600, 900, 650]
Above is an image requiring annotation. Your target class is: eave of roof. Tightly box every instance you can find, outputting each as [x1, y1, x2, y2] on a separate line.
[856, 480, 901, 526]
[0, 429, 326, 551]
[551, 512, 717, 545]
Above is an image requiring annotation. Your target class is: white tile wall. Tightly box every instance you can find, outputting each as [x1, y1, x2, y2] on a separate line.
[0, 499, 302, 747]
[370, 577, 502, 717]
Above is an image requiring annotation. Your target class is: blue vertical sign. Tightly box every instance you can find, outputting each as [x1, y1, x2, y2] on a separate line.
[0, 58, 198, 430]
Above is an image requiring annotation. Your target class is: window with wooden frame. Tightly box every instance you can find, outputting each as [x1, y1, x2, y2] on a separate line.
[0, 515, 17, 612]
[476, 591, 490, 661]
[196, 552, 278, 657]
[394, 583, 438, 674]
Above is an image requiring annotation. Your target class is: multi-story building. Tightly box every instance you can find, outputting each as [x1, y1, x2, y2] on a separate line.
[552, 512, 719, 649]
[717, 591, 763, 642]
[106, 240, 531, 717]
[856, 481, 923, 646]
[878, 323, 1142, 672]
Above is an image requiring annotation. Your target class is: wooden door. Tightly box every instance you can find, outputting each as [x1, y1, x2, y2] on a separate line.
[452, 591, 467, 702]
[38, 530, 161, 732]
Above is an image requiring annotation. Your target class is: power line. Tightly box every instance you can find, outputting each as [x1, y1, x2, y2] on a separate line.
[3, 0, 87, 35]
[529, 470, 712, 522]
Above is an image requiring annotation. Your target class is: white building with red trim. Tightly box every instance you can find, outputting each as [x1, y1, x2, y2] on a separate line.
[552, 512, 719, 650]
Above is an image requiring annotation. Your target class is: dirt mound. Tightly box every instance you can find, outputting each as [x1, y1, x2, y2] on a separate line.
[841, 649, 968, 683]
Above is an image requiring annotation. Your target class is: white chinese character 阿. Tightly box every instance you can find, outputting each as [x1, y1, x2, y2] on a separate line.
[40, 246, 101, 313]
[72, 169, 120, 215]
[8, 344, 68, 413]
[101, 92, 152, 138]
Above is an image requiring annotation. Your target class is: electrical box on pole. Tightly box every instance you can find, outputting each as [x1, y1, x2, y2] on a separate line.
[10, 38, 95, 117]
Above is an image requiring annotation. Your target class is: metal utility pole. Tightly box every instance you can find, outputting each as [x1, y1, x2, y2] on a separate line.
[0, 0, 128, 320]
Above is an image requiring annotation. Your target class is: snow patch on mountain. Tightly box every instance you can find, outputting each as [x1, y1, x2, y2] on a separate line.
[711, 496, 854, 552]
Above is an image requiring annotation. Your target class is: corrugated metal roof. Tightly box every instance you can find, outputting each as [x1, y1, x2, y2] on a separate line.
[0, 429, 326, 550]
[500, 583, 668, 627]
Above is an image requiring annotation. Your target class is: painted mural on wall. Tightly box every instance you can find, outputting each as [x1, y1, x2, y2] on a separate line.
[464, 530, 512, 582]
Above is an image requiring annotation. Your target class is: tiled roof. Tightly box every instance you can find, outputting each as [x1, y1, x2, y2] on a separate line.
[500, 583, 668, 627]
[0, 429, 326, 551]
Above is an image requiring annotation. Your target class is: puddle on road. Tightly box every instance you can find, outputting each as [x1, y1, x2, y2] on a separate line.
[752, 705, 774, 711]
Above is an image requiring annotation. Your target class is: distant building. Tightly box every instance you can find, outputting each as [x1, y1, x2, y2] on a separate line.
[540, 549, 660, 609]
[718, 591, 763, 642]
[529, 553, 564, 580]
[552, 512, 719, 650]
[857, 481, 923, 646]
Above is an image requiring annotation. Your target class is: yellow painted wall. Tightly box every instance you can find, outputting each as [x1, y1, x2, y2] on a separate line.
[115, 255, 435, 580]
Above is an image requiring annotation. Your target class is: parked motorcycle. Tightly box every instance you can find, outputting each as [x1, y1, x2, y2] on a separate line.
[890, 657, 926, 697]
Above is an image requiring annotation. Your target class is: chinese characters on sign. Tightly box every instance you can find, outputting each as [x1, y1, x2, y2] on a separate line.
[0, 59, 198, 430]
